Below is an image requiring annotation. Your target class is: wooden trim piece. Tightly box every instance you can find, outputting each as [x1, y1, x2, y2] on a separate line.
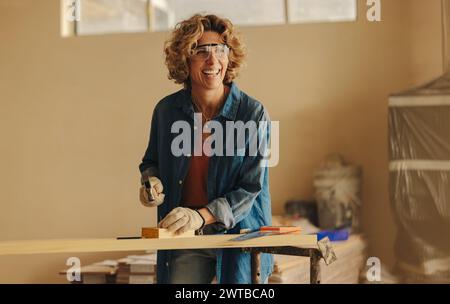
[141, 227, 195, 239]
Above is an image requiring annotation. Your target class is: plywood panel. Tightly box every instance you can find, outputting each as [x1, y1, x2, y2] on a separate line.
[0, 234, 317, 256]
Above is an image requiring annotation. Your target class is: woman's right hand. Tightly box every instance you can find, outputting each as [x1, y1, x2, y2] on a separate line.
[139, 176, 165, 207]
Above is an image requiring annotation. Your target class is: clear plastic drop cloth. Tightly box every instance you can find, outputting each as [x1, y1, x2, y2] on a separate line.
[389, 88, 450, 282]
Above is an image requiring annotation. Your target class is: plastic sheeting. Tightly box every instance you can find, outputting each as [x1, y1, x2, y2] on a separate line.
[389, 84, 450, 282]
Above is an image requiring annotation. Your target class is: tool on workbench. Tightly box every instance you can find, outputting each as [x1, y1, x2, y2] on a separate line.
[117, 236, 142, 240]
[230, 226, 302, 241]
[317, 228, 350, 241]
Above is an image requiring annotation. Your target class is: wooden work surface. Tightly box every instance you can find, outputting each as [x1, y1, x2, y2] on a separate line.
[0, 234, 317, 256]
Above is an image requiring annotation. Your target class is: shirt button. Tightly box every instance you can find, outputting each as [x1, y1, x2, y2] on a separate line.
[179, 180, 183, 185]
[166, 262, 169, 267]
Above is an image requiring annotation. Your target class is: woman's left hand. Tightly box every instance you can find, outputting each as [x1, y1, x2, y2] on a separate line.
[159, 207, 205, 234]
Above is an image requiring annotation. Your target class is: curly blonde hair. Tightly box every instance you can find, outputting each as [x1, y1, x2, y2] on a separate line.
[164, 14, 246, 88]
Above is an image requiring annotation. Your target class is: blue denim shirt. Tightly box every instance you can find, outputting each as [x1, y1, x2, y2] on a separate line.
[139, 82, 273, 283]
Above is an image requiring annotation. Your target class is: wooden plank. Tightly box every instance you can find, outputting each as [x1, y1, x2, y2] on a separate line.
[0, 234, 317, 256]
[141, 227, 195, 239]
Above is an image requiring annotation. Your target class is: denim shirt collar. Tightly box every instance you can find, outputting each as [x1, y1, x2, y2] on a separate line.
[175, 82, 241, 121]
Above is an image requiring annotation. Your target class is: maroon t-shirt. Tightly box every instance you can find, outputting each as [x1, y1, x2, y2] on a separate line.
[181, 127, 211, 208]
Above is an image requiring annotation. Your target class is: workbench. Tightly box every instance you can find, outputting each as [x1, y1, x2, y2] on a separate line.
[0, 234, 327, 284]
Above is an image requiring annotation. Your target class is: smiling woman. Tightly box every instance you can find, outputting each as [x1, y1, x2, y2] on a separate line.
[138, 14, 273, 284]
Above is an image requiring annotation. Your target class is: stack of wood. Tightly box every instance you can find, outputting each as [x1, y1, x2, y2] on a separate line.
[269, 234, 367, 284]
[116, 253, 157, 284]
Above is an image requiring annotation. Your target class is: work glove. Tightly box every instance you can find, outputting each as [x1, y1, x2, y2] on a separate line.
[159, 207, 205, 234]
[139, 176, 165, 207]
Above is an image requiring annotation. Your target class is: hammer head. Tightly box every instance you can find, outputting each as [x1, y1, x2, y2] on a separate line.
[143, 178, 156, 201]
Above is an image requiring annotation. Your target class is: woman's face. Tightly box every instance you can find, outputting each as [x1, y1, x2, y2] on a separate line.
[189, 31, 229, 91]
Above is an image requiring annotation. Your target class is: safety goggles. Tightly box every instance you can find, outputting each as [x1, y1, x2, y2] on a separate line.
[191, 43, 230, 61]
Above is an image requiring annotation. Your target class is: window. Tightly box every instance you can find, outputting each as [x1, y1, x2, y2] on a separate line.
[161, 0, 285, 30]
[76, 0, 149, 35]
[61, 0, 357, 37]
[287, 0, 357, 24]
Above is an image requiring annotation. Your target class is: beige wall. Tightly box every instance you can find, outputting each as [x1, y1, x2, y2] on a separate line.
[0, 0, 443, 282]
[410, 0, 443, 83]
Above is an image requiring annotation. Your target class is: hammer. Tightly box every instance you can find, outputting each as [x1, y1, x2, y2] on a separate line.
[143, 177, 156, 201]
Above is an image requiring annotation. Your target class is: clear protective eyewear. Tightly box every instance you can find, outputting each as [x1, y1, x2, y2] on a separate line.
[191, 43, 230, 61]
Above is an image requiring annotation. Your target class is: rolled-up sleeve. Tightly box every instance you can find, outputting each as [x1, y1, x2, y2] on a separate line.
[206, 109, 271, 229]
